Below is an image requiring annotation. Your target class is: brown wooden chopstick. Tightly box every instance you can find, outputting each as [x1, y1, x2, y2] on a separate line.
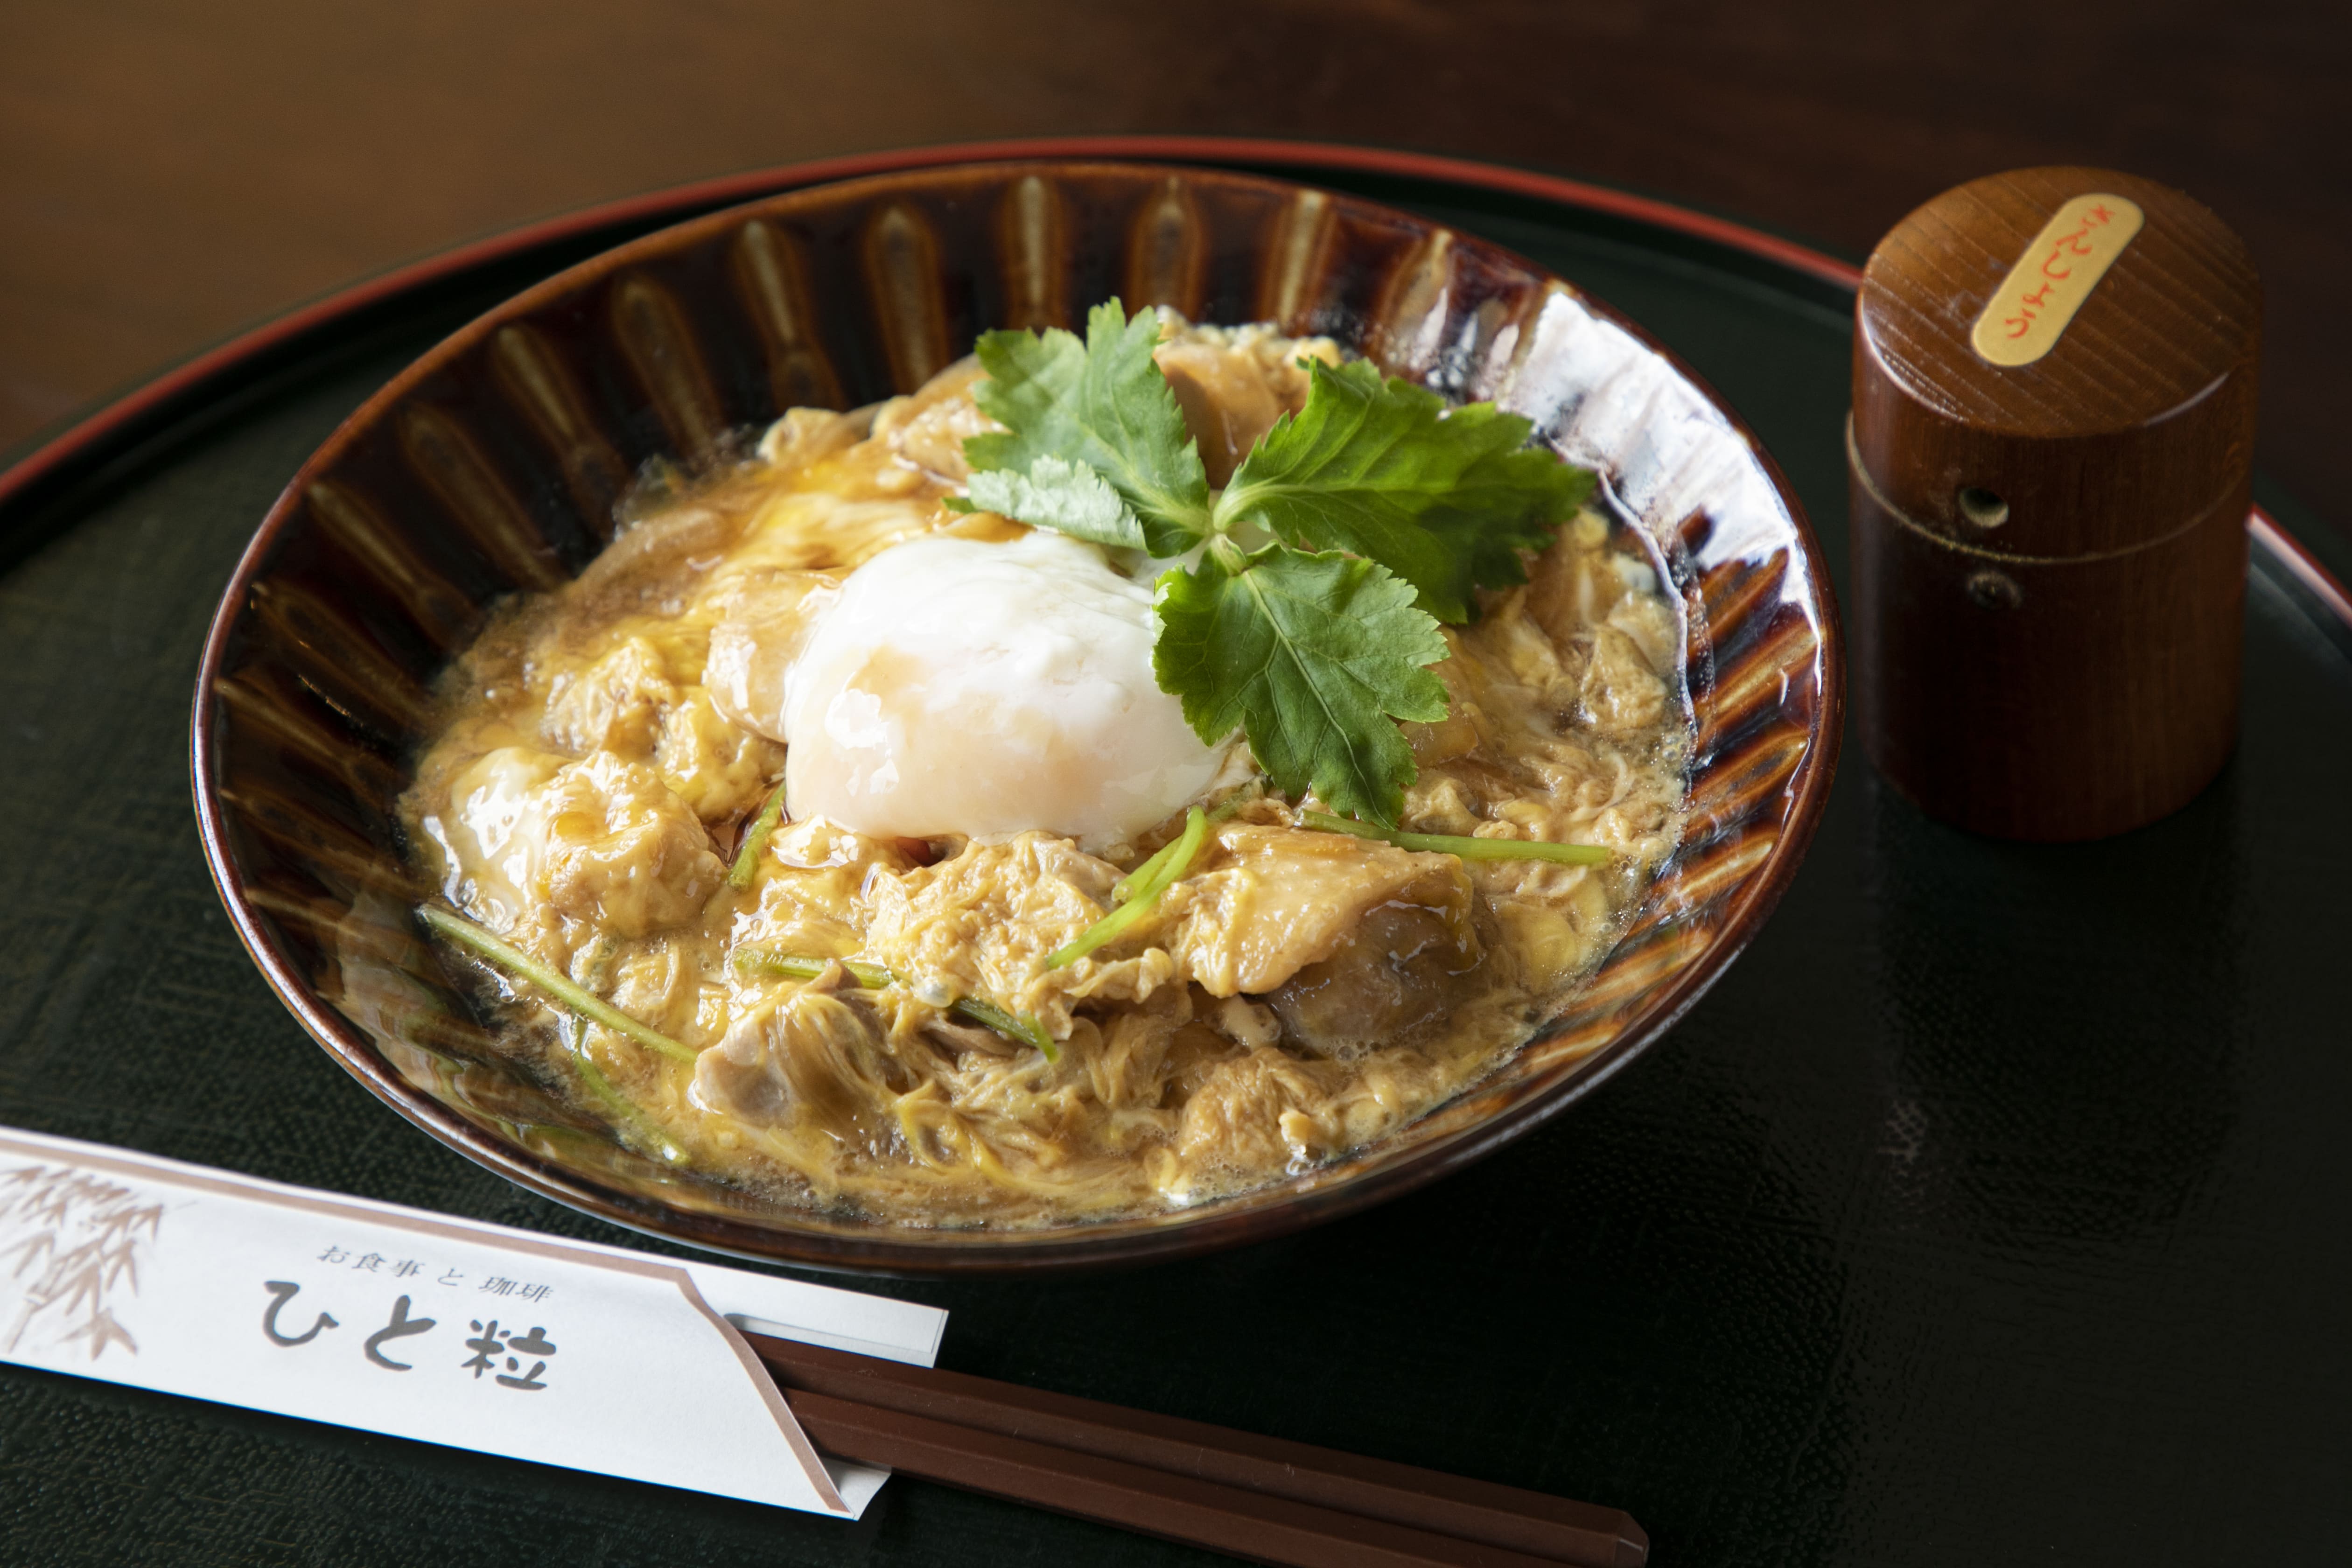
[747, 1333, 1645, 1568]
[791, 1384, 1582, 1568]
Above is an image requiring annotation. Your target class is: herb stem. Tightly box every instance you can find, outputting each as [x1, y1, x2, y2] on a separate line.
[1110, 789, 1252, 903]
[731, 948, 1057, 1061]
[735, 949, 895, 989]
[561, 1022, 690, 1166]
[1110, 833, 1186, 906]
[417, 904, 699, 1064]
[1206, 782, 1261, 824]
[1302, 810, 1612, 866]
[1047, 805, 1208, 970]
[727, 780, 789, 890]
[945, 996, 1058, 1059]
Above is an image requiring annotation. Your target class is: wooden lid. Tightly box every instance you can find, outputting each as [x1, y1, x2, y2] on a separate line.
[1853, 166, 2259, 560]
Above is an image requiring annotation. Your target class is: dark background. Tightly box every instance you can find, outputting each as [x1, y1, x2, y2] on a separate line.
[3, 0, 2348, 541]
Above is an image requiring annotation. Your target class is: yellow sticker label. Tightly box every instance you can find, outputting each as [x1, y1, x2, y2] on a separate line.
[1969, 193, 2145, 367]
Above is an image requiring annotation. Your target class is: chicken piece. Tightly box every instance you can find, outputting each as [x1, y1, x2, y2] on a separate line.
[1161, 824, 1477, 999]
[1152, 326, 1334, 487]
[543, 637, 678, 759]
[1523, 529, 1680, 715]
[867, 358, 994, 483]
[420, 745, 569, 935]
[860, 832, 1181, 1037]
[1176, 1046, 1330, 1169]
[423, 747, 724, 942]
[1157, 1020, 1242, 1105]
[690, 988, 898, 1148]
[539, 751, 727, 938]
[702, 569, 843, 743]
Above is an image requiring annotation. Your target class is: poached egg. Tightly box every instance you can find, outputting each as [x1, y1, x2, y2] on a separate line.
[774, 530, 1226, 848]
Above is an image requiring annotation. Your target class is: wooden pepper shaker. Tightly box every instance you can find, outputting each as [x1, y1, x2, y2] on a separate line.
[1849, 166, 2261, 840]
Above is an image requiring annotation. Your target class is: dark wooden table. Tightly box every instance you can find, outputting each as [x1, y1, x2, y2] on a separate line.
[3, 0, 2347, 543]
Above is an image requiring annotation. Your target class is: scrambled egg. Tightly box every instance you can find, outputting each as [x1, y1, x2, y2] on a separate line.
[403, 322, 1687, 1225]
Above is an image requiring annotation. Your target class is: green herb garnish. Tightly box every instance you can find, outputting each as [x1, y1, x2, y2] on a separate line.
[938, 995, 1055, 1059]
[963, 304, 1211, 556]
[731, 948, 1057, 1062]
[418, 904, 698, 1064]
[560, 1022, 690, 1165]
[1302, 810, 1611, 865]
[735, 950, 896, 989]
[963, 300, 1595, 827]
[1046, 805, 1209, 970]
[1108, 785, 1255, 903]
[726, 778, 788, 890]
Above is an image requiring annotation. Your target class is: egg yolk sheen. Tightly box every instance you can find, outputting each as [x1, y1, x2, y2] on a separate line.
[779, 531, 1230, 849]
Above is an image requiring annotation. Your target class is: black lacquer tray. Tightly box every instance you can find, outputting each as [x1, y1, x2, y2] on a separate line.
[2, 140, 2347, 1567]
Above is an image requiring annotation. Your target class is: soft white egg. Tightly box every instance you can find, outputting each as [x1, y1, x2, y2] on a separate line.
[779, 530, 1227, 847]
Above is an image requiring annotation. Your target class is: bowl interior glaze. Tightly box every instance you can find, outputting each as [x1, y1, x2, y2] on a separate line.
[193, 161, 1841, 1273]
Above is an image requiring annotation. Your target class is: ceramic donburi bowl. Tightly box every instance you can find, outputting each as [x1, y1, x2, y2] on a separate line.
[193, 161, 1841, 1273]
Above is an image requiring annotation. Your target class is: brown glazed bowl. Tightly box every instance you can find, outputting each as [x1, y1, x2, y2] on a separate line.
[193, 161, 1841, 1274]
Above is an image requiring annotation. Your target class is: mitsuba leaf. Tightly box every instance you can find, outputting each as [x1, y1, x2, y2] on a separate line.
[1154, 545, 1449, 827]
[965, 300, 1211, 557]
[960, 310, 1597, 826]
[965, 457, 1147, 550]
[1419, 443, 1599, 595]
[1217, 359, 1590, 621]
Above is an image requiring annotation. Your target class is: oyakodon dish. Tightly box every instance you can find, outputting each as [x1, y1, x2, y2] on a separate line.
[405, 302, 1690, 1226]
